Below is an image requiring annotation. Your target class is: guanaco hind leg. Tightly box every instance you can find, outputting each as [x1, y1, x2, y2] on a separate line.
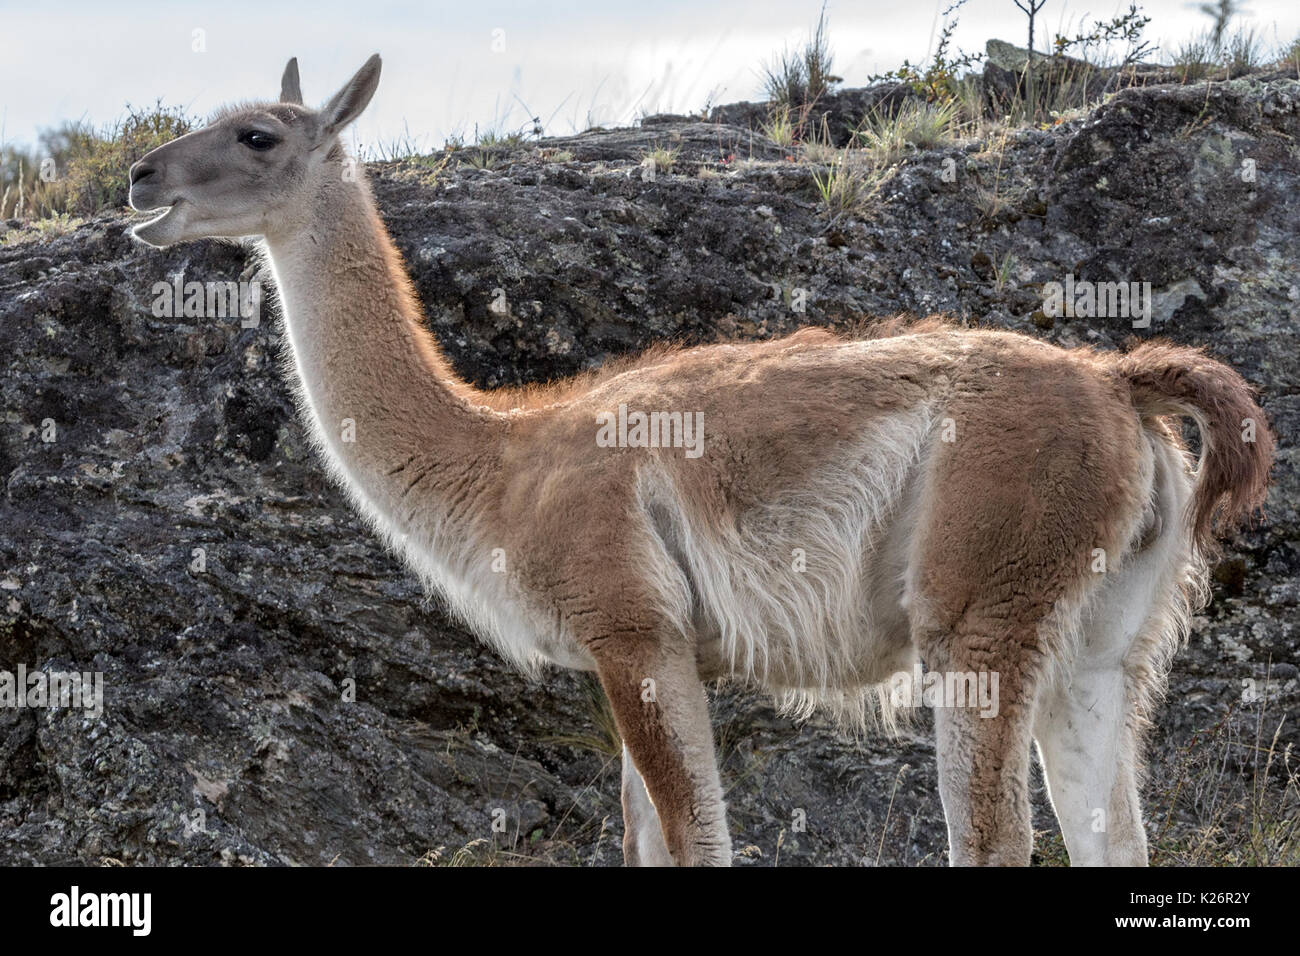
[1034, 665, 1148, 866]
[924, 627, 1039, 866]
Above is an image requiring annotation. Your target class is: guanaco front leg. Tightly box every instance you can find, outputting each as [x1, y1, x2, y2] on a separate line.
[620, 744, 674, 866]
[592, 628, 730, 867]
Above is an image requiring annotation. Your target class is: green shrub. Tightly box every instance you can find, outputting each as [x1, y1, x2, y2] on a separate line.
[62, 102, 195, 214]
[6, 101, 197, 220]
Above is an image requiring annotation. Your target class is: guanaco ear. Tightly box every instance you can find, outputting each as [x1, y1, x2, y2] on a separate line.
[280, 57, 303, 105]
[313, 53, 381, 144]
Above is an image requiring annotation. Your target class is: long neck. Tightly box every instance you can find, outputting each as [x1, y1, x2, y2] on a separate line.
[262, 173, 504, 539]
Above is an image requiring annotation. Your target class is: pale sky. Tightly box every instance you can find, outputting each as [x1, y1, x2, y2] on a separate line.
[2, 0, 1298, 154]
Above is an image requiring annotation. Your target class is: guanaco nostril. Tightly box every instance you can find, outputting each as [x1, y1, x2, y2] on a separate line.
[130, 163, 156, 186]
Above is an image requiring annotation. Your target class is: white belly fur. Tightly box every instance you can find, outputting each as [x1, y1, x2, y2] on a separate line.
[636, 407, 935, 728]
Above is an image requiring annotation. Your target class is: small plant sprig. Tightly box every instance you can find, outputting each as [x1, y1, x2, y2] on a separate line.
[1051, 2, 1155, 69]
[867, 0, 984, 103]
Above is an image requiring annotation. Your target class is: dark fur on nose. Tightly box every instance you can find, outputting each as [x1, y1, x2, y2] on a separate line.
[130, 162, 156, 186]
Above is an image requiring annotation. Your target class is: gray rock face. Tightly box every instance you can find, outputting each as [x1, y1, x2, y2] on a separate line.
[1, 76, 1297, 866]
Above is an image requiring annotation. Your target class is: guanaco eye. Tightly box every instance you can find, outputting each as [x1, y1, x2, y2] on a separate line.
[239, 130, 278, 151]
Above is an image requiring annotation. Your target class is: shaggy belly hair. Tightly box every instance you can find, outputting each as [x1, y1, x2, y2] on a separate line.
[633, 406, 937, 731]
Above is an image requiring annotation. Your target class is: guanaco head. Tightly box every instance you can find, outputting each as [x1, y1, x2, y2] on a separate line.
[128, 54, 381, 247]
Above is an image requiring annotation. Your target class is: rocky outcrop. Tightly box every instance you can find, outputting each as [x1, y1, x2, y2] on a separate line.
[708, 82, 915, 147]
[1, 74, 1297, 866]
